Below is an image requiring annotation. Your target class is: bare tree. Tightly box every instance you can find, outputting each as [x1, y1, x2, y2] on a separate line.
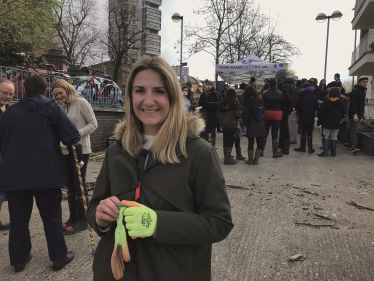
[102, 2, 143, 83]
[184, 0, 248, 84]
[53, 0, 102, 65]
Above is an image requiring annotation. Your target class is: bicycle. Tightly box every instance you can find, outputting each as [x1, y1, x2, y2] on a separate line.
[78, 66, 120, 106]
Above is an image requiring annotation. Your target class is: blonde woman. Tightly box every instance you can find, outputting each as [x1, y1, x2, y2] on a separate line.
[52, 79, 98, 235]
[86, 56, 233, 281]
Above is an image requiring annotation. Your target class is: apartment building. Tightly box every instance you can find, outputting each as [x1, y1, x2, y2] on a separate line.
[108, 0, 162, 61]
[172, 65, 190, 81]
[349, 0, 374, 98]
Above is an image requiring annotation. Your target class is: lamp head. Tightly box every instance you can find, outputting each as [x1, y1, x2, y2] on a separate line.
[331, 10, 343, 21]
[316, 13, 327, 23]
[172, 13, 183, 23]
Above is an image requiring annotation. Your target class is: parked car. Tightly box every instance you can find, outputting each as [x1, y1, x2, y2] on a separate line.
[68, 76, 123, 107]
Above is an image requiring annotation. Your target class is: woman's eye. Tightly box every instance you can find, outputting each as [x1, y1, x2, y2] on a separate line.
[155, 89, 165, 94]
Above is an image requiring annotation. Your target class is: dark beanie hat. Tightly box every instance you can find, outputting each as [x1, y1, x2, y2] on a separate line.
[276, 69, 287, 79]
[358, 76, 368, 83]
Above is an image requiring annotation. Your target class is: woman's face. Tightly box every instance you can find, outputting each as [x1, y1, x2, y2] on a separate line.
[132, 69, 170, 136]
[321, 80, 326, 85]
[52, 87, 68, 104]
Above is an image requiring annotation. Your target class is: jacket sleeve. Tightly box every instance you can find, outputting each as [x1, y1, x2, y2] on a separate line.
[317, 102, 326, 126]
[281, 84, 293, 113]
[349, 90, 359, 115]
[78, 99, 98, 137]
[50, 102, 80, 145]
[154, 146, 234, 245]
[357, 91, 366, 119]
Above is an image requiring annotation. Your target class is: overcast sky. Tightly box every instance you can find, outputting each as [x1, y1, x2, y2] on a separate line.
[160, 0, 357, 84]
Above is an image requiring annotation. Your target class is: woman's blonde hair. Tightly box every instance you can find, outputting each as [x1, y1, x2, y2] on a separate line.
[51, 79, 81, 103]
[123, 56, 187, 164]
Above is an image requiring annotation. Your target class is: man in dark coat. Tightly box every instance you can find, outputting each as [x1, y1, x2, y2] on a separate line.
[276, 68, 293, 154]
[0, 75, 80, 272]
[344, 75, 368, 153]
[0, 78, 13, 230]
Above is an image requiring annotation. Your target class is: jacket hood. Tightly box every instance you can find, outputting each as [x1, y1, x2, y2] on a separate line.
[114, 112, 205, 140]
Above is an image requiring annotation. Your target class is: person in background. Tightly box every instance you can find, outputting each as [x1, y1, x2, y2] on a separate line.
[318, 79, 328, 101]
[276, 69, 293, 155]
[218, 88, 241, 165]
[262, 78, 284, 158]
[199, 81, 220, 148]
[52, 79, 98, 235]
[248, 77, 256, 87]
[343, 75, 368, 153]
[86, 56, 233, 281]
[0, 75, 79, 272]
[260, 79, 269, 95]
[294, 83, 319, 153]
[220, 84, 228, 99]
[317, 87, 346, 157]
[182, 85, 195, 114]
[0, 78, 14, 230]
[241, 86, 266, 165]
[233, 83, 247, 161]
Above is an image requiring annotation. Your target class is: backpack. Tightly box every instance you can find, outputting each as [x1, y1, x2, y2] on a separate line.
[205, 91, 220, 112]
[252, 101, 265, 121]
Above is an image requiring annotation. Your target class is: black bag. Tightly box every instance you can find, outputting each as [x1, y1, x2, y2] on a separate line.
[205, 91, 220, 112]
[252, 101, 265, 121]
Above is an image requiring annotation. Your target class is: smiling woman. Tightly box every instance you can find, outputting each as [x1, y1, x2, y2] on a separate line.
[86, 56, 233, 281]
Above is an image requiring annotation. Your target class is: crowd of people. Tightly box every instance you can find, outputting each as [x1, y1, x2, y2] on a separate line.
[196, 71, 369, 164]
[0, 54, 370, 280]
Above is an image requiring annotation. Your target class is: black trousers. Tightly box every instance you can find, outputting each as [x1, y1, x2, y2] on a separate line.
[6, 188, 67, 266]
[279, 113, 290, 152]
[223, 131, 236, 147]
[247, 137, 265, 150]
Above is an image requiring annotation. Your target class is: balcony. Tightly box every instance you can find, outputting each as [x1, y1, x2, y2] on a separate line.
[352, 0, 374, 29]
[145, 0, 161, 6]
[349, 31, 374, 76]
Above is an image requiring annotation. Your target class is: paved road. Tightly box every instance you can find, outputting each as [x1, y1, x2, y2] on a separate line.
[1, 133, 374, 280]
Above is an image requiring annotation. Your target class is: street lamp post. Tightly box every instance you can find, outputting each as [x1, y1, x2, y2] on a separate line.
[316, 11, 343, 80]
[172, 13, 184, 82]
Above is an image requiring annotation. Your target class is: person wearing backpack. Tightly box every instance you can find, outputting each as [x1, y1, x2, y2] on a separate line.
[262, 78, 284, 158]
[241, 86, 266, 165]
[218, 89, 240, 164]
[199, 81, 220, 147]
[294, 83, 319, 153]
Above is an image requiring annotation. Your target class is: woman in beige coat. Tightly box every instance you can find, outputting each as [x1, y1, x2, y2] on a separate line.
[52, 79, 98, 234]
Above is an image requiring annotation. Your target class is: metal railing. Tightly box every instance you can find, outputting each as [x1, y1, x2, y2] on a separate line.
[351, 32, 374, 65]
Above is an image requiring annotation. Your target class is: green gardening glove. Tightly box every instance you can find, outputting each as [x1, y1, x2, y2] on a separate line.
[121, 200, 157, 239]
[111, 206, 131, 280]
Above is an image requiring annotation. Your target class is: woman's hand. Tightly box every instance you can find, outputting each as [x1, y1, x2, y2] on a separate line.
[79, 161, 84, 167]
[95, 196, 121, 228]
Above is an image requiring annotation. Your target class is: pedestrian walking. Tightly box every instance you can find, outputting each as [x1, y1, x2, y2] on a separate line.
[86, 56, 233, 281]
[52, 79, 98, 235]
[0, 75, 79, 272]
